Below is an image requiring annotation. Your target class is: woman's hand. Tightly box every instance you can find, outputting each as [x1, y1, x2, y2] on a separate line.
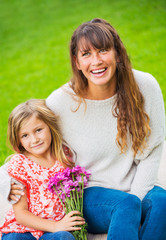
[8, 180, 24, 202]
[53, 211, 85, 232]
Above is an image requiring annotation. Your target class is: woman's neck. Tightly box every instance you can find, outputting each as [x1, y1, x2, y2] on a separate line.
[85, 83, 116, 100]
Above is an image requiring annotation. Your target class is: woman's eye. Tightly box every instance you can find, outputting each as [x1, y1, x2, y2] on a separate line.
[100, 49, 107, 53]
[82, 52, 90, 57]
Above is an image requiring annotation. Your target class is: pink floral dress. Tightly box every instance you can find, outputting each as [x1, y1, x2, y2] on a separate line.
[0, 154, 65, 239]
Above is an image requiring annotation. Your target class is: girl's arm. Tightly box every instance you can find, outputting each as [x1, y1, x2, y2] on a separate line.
[13, 188, 85, 232]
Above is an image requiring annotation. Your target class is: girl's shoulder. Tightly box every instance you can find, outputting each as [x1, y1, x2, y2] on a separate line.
[7, 154, 30, 184]
[8, 153, 27, 164]
[7, 154, 28, 173]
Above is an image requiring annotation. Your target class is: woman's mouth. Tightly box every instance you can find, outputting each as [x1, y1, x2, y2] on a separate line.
[91, 68, 107, 76]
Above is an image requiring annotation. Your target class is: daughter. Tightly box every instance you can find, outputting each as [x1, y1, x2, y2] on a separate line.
[0, 99, 85, 240]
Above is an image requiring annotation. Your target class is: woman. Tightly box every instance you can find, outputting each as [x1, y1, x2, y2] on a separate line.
[1, 18, 166, 239]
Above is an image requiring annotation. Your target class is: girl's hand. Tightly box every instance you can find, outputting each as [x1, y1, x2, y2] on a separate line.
[9, 181, 24, 202]
[54, 211, 85, 232]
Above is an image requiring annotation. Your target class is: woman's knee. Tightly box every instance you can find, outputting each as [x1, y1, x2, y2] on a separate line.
[142, 186, 166, 219]
[144, 186, 166, 202]
[122, 194, 141, 211]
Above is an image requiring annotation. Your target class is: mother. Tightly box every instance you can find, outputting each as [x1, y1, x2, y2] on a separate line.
[1, 18, 166, 239]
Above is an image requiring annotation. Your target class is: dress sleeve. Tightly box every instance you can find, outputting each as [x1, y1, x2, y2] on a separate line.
[129, 73, 165, 200]
[7, 154, 28, 187]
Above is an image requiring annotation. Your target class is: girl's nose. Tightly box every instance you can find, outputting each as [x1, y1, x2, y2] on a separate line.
[31, 134, 39, 143]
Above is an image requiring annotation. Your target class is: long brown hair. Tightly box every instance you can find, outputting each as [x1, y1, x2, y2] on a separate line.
[7, 99, 74, 167]
[70, 18, 151, 156]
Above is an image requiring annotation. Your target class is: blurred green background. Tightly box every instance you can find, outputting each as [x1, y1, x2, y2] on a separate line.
[0, 0, 166, 165]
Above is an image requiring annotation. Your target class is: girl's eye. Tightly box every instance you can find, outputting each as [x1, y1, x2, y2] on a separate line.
[36, 128, 42, 132]
[22, 134, 28, 138]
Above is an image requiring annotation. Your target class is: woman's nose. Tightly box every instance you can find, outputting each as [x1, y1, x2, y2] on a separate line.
[92, 53, 102, 65]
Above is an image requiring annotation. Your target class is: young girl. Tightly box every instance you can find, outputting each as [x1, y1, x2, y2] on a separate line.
[0, 99, 85, 240]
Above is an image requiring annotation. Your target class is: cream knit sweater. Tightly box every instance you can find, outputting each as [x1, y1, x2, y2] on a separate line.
[46, 69, 165, 200]
[0, 70, 165, 201]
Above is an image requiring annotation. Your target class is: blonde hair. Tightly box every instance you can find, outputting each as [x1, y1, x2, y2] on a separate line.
[7, 99, 74, 168]
[70, 18, 151, 156]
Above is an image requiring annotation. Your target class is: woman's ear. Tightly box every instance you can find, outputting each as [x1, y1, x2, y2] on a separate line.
[74, 55, 81, 70]
[116, 53, 120, 63]
[116, 56, 120, 63]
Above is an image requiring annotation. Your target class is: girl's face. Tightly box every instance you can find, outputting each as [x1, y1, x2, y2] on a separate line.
[75, 40, 117, 98]
[19, 115, 52, 159]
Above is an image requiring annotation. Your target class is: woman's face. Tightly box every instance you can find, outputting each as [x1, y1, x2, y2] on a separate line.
[75, 40, 117, 97]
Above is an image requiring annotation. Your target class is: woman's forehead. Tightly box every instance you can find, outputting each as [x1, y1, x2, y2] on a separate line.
[76, 33, 113, 53]
[77, 38, 95, 51]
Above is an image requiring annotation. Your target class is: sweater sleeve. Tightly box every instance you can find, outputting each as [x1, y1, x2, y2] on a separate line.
[0, 162, 11, 200]
[129, 72, 165, 200]
[130, 142, 164, 200]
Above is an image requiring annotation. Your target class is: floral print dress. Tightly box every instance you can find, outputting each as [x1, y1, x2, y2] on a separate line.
[0, 154, 65, 239]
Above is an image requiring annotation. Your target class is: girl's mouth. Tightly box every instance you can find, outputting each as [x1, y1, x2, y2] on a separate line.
[32, 143, 43, 148]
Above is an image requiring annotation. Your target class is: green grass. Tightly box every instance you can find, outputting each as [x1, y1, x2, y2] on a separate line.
[0, 0, 166, 165]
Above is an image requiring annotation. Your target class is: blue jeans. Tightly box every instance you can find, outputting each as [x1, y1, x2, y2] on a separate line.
[2, 231, 75, 240]
[83, 187, 141, 240]
[140, 186, 166, 240]
[83, 186, 166, 240]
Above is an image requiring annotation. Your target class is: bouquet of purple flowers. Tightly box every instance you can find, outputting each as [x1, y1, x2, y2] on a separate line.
[48, 165, 91, 240]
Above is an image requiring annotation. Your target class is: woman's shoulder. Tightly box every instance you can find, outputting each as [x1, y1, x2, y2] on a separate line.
[133, 69, 160, 89]
[47, 83, 73, 100]
[46, 83, 76, 112]
[133, 69, 162, 97]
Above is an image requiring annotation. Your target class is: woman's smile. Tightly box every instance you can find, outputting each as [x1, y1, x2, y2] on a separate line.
[90, 67, 107, 77]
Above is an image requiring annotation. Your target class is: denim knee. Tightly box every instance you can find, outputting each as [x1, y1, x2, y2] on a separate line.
[142, 186, 166, 215]
[56, 231, 75, 240]
[47, 231, 75, 240]
[121, 194, 141, 211]
[140, 187, 166, 240]
[2, 232, 35, 240]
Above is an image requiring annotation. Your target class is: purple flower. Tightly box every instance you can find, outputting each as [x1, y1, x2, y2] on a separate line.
[48, 165, 91, 205]
[48, 165, 91, 239]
